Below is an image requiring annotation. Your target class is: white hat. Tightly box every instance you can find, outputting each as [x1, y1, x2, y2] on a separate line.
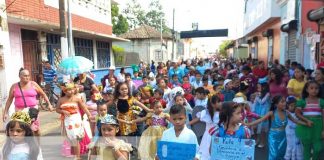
[148, 72, 155, 78]
[223, 79, 232, 87]
[109, 66, 116, 70]
[233, 97, 247, 104]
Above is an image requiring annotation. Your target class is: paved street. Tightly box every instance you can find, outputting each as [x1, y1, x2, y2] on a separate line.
[2, 110, 324, 159]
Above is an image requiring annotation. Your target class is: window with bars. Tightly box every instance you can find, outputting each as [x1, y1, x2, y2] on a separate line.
[96, 41, 110, 68]
[74, 38, 94, 62]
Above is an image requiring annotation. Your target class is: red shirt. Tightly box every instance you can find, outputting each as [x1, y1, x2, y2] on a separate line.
[252, 68, 268, 78]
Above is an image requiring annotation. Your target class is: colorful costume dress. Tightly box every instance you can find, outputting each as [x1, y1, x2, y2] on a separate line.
[117, 97, 138, 136]
[295, 98, 324, 160]
[60, 102, 84, 142]
[284, 112, 303, 160]
[95, 139, 132, 160]
[197, 110, 219, 160]
[268, 110, 287, 160]
[254, 93, 270, 134]
[138, 113, 169, 160]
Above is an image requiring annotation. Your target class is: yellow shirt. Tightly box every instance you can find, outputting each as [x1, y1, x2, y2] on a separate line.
[287, 79, 305, 99]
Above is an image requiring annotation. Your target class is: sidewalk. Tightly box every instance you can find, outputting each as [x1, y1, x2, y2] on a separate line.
[0, 110, 61, 145]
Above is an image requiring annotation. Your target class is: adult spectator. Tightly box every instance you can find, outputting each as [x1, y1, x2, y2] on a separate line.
[168, 62, 184, 83]
[43, 61, 57, 86]
[314, 68, 324, 98]
[252, 61, 268, 79]
[287, 65, 306, 99]
[116, 67, 126, 83]
[3, 68, 53, 134]
[74, 72, 99, 101]
[101, 66, 117, 88]
[269, 68, 288, 98]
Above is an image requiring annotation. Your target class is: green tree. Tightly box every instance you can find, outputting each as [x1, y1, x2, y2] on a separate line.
[123, 0, 169, 32]
[219, 40, 233, 57]
[111, 4, 129, 35]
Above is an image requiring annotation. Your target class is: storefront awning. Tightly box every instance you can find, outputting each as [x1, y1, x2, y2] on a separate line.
[280, 20, 298, 32]
[307, 7, 324, 23]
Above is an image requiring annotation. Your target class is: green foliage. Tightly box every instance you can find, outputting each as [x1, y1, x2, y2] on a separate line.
[123, 0, 169, 32]
[112, 45, 125, 66]
[112, 45, 125, 53]
[112, 4, 129, 35]
[219, 40, 233, 57]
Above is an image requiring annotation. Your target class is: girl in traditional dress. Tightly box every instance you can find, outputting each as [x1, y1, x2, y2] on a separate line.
[247, 95, 307, 160]
[114, 82, 152, 136]
[125, 101, 170, 160]
[254, 80, 270, 148]
[295, 81, 324, 160]
[89, 114, 132, 160]
[56, 83, 92, 160]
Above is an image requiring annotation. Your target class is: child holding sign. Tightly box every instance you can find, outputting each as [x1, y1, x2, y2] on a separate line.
[209, 102, 251, 139]
[247, 95, 308, 160]
[156, 104, 200, 160]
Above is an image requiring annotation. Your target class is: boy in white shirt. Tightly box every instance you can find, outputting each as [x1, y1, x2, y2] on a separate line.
[157, 104, 200, 160]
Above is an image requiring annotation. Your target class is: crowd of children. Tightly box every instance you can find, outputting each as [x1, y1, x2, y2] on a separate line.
[1, 57, 324, 160]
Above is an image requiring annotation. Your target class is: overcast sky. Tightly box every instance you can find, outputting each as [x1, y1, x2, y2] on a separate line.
[117, 0, 245, 52]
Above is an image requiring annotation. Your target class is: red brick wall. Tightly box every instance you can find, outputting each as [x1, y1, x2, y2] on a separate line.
[5, 0, 112, 35]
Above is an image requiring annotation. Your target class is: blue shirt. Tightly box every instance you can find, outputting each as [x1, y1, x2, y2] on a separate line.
[168, 67, 184, 83]
[43, 67, 57, 84]
[196, 65, 206, 75]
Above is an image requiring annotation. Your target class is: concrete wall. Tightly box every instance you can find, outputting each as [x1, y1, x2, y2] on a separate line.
[45, 0, 112, 26]
[114, 38, 174, 63]
[5, 0, 112, 36]
[247, 19, 281, 66]
[243, 0, 280, 36]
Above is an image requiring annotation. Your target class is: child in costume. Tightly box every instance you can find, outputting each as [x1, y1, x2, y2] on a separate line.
[86, 90, 102, 135]
[138, 76, 154, 107]
[254, 79, 270, 148]
[1, 111, 43, 160]
[89, 114, 132, 160]
[56, 82, 92, 160]
[209, 102, 251, 139]
[128, 101, 170, 160]
[284, 96, 303, 160]
[295, 81, 324, 160]
[115, 82, 152, 136]
[190, 95, 221, 160]
[247, 95, 307, 160]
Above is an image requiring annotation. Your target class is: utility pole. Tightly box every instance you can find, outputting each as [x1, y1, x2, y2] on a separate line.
[171, 8, 175, 61]
[67, 0, 74, 56]
[59, 0, 68, 59]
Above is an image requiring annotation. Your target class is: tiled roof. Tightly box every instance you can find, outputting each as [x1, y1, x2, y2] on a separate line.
[120, 25, 172, 39]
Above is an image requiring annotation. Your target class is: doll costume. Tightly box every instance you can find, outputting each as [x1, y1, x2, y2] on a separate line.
[138, 112, 169, 160]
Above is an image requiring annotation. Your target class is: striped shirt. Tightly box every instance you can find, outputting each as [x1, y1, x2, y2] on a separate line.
[43, 67, 57, 84]
[303, 102, 322, 116]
